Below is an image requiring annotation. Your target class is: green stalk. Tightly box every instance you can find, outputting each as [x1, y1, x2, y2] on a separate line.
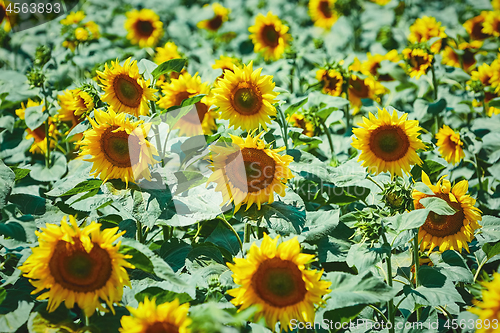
[162, 225, 171, 241]
[277, 106, 289, 150]
[431, 63, 438, 101]
[243, 222, 251, 244]
[474, 154, 483, 191]
[41, 83, 51, 168]
[413, 232, 421, 321]
[136, 221, 144, 243]
[380, 222, 395, 333]
[320, 119, 335, 157]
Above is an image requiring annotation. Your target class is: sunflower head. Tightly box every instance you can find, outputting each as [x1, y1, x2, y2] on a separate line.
[97, 58, 157, 117]
[483, 11, 500, 37]
[413, 172, 482, 253]
[368, 0, 392, 4]
[289, 113, 315, 137]
[381, 177, 414, 214]
[158, 72, 216, 136]
[435, 125, 465, 165]
[471, 63, 494, 86]
[308, 0, 338, 30]
[19, 215, 134, 317]
[348, 74, 387, 112]
[212, 55, 241, 78]
[355, 50, 399, 80]
[78, 108, 159, 186]
[464, 12, 490, 40]
[402, 47, 433, 79]
[120, 298, 192, 333]
[441, 40, 483, 72]
[207, 131, 294, 212]
[228, 234, 331, 331]
[60, 11, 85, 25]
[469, 272, 500, 333]
[316, 68, 343, 96]
[125, 9, 164, 48]
[351, 107, 426, 177]
[154, 41, 181, 65]
[248, 12, 291, 61]
[197, 3, 230, 32]
[212, 61, 278, 131]
[408, 16, 447, 53]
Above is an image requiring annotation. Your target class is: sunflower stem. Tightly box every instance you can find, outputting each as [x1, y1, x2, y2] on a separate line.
[474, 154, 483, 192]
[367, 175, 384, 191]
[277, 105, 289, 150]
[380, 220, 395, 333]
[218, 215, 243, 252]
[162, 225, 171, 241]
[413, 231, 421, 321]
[368, 304, 390, 325]
[320, 119, 335, 157]
[431, 63, 438, 101]
[243, 222, 251, 244]
[41, 83, 51, 168]
[136, 221, 144, 243]
[437, 306, 459, 333]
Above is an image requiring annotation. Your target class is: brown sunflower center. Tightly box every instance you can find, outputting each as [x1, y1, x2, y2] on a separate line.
[224, 147, 276, 193]
[135, 19, 155, 37]
[100, 126, 141, 168]
[410, 55, 428, 69]
[208, 15, 223, 31]
[48, 239, 112, 293]
[419, 193, 465, 237]
[462, 50, 476, 70]
[231, 84, 263, 115]
[325, 75, 341, 91]
[0, 5, 5, 24]
[471, 21, 488, 40]
[145, 322, 179, 333]
[261, 24, 280, 47]
[349, 77, 369, 98]
[485, 92, 497, 104]
[32, 125, 47, 141]
[369, 125, 410, 162]
[318, 0, 333, 18]
[252, 257, 307, 308]
[113, 74, 143, 108]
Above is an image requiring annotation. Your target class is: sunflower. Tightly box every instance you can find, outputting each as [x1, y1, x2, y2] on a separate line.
[158, 72, 216, 136]
[408, 16, 447, 54]
[441, 40, 483, 72]
[351, 107, 426, 177]
[435, 125, 465, 165]
[79, 108, 159, 186]
[207, 132, 294, 212]
[464, 12, 490, 40]
[248, 12, 291, 61]
[471, 62, 494, 85]
[197, 3, 230, 32]
[308, 0, 338, 30]
[120, 298, 191, 333]
[154, 41, 181, 65]
[316, 68, 343, 96]
[413, 172, 482, 253]
[97, 58, 157, 117]
[57, 90, 87, 141]
[494, 0, 500, 10]
[289, 113, 315, 137]
[212, 61, 278, 131]
[60, 11, 85, 25]
[469, 272, 500, 333]
[351, 50, 399, 81]
[402, 48, 433, 79]
[19, 215, 134, 317]
[212, 55, 240, 78]
[16, 100, 59, 155]
[227, 234, 331, 331]
[348, 75, 387, 113]
[368, 0, 391, 4]
[483, 11, 500, 37]
[491, 57, 500, 93]
[0, 0, 12, 32]
[124, 9, 163, 48]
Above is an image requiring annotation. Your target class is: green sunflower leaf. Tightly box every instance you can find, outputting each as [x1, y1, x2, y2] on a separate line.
[152, 58, 187, 79]
[419, 197, 457, 215]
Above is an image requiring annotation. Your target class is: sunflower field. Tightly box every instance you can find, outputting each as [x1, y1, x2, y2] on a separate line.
[1, 0, 500, 331]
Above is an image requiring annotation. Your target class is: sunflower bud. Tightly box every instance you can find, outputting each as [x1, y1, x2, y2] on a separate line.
[381, 178, 413, 213]
[26, 67, 46, 88]
[34, 45, 52, 68]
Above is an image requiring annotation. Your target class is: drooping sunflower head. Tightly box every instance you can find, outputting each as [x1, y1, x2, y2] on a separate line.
[212, 61, 279, 131]
[348, 75, 387, 112]
[158, 72, 216, 136]
[78, 108, 159, 186]
[316, 68, 343, 96]
[228, 234, 331, 331]
[441, 40, 483, 72]
[154, 41, 181, 65]
[124, 9, 164, 48]
[248, 12, 291, 61]
[483, 11, 500, 37]
[289, 113, 315, 137]
[97, 58, 157, 117]
[408, 16, 447, 53]
[120, 298, 192, 333]
[413, 172, 482, 253]
[469, 272, 500, 333]
[402, 47, 433, 79]
[207, 131, 294, 212]
[19, 215, 134, 317]
[351, 107, 426, 177]
[464, 12, 490, 40]
[435, 125, 465, 165]
[197, 3, 230, 32]
[308, 0, 338, 30]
